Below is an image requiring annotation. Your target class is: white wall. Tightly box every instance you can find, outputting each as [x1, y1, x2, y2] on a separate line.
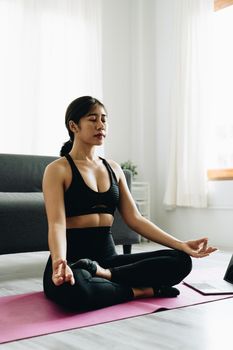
[102, 0, 233, 251]
[102, 0, 159, 226]
[102, 0, 132, 161]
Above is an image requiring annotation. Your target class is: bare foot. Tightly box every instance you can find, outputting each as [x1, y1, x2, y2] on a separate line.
[95, 264, 112, 280]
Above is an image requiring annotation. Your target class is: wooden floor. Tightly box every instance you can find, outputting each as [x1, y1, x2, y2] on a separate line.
[0, 242, 233, 349]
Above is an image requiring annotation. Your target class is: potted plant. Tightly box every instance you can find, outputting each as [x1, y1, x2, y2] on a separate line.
[120, 160, 138, 179]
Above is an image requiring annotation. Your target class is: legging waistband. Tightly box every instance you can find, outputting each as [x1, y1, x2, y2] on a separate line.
[65, 226, 116, 262]
[66, 226, 112, 235]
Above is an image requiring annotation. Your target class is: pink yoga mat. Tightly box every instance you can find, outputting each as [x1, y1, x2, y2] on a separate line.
[1, 281, 233, 344]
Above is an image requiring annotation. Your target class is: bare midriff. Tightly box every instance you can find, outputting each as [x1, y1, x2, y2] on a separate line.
[66, 213, 114, 229]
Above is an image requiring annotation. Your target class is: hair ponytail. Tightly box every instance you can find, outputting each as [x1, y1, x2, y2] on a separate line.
[60, 140, 73, 157]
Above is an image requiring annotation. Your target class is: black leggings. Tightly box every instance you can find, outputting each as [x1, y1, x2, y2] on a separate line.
[43, 227, 192, 311]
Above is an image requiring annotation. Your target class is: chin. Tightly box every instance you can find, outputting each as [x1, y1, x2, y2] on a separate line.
[95, 139, 105, 145]
[96, 141, 105, 146]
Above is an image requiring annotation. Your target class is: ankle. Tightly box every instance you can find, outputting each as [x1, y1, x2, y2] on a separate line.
[104, 268, 112, 280]
[96, 266, 112, 280]
[132, 287, 154, 299]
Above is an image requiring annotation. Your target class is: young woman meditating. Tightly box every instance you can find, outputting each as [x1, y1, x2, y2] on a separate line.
[43, 96, 217, 311]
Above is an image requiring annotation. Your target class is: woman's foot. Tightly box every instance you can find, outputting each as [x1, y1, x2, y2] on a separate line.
[96, 264, 112, 280]
[70, 259, 112, 280]
[132, 286, 180, 299]
[154, 286, 180, 298]
[69, 258, 97, 275]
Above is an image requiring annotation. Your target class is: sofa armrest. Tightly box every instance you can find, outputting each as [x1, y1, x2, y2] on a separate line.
[111, 169, 140, 250]
[0, 193, 48, 254]
[111, 209, 140, 246]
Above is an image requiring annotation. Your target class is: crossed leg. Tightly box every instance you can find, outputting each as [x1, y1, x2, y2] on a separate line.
[43, 249, 192, 311]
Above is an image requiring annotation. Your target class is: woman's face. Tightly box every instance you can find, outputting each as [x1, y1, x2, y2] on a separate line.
[73, 104, 108, 146]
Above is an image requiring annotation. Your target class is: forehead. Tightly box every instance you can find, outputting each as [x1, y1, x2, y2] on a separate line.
[88, 104, 106, 115]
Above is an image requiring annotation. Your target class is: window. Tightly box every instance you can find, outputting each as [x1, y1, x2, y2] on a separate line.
[207, 1, 233, 180]
[214, 0, 233, 11]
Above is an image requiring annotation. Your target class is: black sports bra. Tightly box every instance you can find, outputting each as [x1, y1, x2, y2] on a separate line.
[64, 154, 119, 218]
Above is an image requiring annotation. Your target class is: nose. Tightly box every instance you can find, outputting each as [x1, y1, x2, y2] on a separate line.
[96, 119, 105, 130]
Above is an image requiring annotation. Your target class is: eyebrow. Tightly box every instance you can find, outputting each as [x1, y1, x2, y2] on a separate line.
[87, 113, 107, 117]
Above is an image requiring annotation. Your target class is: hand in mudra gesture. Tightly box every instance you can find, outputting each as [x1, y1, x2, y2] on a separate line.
[181, 238, 217, 258]
[52, 259, 75, 286]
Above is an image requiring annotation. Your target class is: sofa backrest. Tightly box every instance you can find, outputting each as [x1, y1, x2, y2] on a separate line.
[0, 153, 57, 192]
[0, 153, 132, 193]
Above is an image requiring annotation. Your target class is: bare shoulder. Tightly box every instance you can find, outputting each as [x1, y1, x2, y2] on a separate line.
[43, 157, 69, 180]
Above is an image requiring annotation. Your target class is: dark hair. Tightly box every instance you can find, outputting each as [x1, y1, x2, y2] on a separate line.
[60, 96, 105, 156]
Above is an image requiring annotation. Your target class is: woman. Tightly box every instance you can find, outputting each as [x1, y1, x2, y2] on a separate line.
[43, 96, 217, 311]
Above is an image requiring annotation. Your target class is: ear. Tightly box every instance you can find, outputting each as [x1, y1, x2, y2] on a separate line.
[69, 120, 79, 133]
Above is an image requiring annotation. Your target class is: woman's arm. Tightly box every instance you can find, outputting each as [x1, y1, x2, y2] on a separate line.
[112, 162, 217, 258]
[43, 162, 67, 261]
[43, 161, 74, 285]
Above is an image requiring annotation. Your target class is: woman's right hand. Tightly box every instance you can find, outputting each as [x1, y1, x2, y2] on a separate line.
[52, 259, 75, 286]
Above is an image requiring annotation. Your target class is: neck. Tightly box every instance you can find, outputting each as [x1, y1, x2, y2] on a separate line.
[69, 142, 98, 161]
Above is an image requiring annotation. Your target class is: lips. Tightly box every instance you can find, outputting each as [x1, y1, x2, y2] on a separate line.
[94, 133, 105, 137]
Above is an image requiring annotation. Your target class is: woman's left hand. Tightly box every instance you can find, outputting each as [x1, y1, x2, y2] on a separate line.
[180, 238, 218, 258]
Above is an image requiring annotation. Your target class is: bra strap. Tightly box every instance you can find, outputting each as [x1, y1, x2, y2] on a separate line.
[64, 154, 82, 179]
[101, 158, 118, 184]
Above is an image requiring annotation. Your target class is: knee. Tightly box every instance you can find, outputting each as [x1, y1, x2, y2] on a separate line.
[177, 251, 192, 277]
[71, 269, 97, 310]
[44, 269, 92, 310]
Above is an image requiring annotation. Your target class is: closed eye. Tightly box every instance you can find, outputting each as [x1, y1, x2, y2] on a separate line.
[89, 116, 97, 121]
[87, 114, 107, 123]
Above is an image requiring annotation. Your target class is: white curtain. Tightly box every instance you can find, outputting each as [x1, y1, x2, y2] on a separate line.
[0, 0, 102, 156]
[163, 0, 213, 209]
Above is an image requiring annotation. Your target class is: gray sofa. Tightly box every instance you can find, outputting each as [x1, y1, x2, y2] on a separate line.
[0, 153, 139, 255]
